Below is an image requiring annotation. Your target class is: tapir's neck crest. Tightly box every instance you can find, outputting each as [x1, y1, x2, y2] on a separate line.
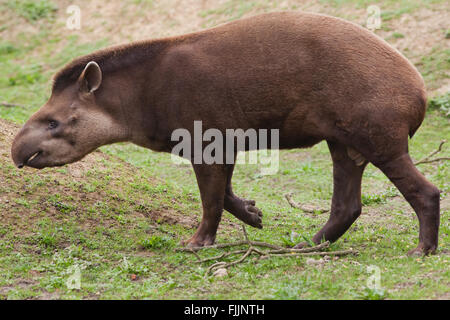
[52, 39, 169, 93]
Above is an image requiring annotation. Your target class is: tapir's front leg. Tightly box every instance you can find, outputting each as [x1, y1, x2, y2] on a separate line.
[184, 163, 228, 247]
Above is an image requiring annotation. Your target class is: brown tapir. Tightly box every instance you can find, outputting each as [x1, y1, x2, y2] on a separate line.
[11, 12, 439, 255]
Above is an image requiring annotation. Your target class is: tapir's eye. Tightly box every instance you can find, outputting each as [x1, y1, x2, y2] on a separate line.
[48, 120, 59, 130]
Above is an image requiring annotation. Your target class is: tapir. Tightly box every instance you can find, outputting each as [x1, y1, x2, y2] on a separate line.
[11, 12, 440, 255]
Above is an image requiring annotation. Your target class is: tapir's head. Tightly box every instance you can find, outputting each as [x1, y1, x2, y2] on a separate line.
[11, 61, 126, 169]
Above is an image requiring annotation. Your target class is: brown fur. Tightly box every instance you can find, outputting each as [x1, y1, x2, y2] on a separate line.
[11, 12, 439, 255]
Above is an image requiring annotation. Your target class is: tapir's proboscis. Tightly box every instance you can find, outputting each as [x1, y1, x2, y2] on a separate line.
[11, 12, 440, 255]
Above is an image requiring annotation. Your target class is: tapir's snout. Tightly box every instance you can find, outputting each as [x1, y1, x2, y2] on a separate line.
[11, 125, 45, 169]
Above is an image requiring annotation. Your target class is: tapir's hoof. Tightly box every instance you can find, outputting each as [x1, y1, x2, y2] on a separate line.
[225, 196, 263, 229]
[181, 234, 216, 248]
[407, 244, 437, 256]
[244, 201, 263, 229]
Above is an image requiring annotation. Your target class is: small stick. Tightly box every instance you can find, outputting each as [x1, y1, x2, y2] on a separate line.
[205, 225, 259, 275]
[189, 248, 202, 261]
[284, 193, 329, 213]
[207, 248, 260, 274]
[414, 140, 449, 165]
[267, 241, 330, 254]
[176, 240, 284, 252]
[266, 249, 358, 258]
[251, 247, 268, 257]
[246, 241, 285, 250]
[176, 240, 250, 252]
[414, 157, 450, 165]
[206, 262, 227, 276]
[206, 249, 254, 276]
[196, 249, 248, 263]
[242, 225, 250, 243]
[0, 101, 26, 108]
[179, 225, 358, 277]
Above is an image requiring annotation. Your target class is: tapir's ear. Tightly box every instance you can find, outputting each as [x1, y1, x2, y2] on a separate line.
[79, 61, 102, 93]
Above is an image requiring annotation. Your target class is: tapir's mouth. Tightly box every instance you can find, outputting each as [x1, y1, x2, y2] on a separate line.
[21, 150, 42, 168]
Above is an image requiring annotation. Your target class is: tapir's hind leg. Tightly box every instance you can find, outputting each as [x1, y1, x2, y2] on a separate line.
[295, 141, 367, 248]
[375, 153, 440, 255]
[224, 163, 263, 229]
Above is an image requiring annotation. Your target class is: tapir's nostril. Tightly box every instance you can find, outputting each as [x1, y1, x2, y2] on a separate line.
[17, 163, 24, 169]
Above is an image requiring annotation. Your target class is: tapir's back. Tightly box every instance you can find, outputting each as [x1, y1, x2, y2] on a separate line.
[166, 11, 426, 148]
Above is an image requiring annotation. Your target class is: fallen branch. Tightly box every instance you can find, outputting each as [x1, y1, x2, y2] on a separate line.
[284, 193, 329, 213]
[195, 249, 248, 263]
[176, 240, 284, 252]
[0, 101, 26, 108]
[414, 140, 449, 165]
[263, 249, 358, 259]
[205, 247, 261, 276]
[267, 241, 330, 254]
[179, 225, 357, 276]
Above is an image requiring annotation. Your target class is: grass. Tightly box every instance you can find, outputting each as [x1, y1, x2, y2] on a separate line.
[0, 32, 109, 123]
[391, 32, 405, 39]
[199, 0, 277, 27]
[0, 0, 448, 300]
[416, 48, 450, 91]
[319, 0, 447, 12]
[428, 93, 450, 117]
[5, 0, 57, 22]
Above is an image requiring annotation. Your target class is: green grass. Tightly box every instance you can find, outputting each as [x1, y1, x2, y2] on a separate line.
[5, 0, 57, 22]
[0, 33, 109, 123]
[199, 0, 278, 27]
[0, 0, 448, 300]
[139, 235, 176, 250]
[132, 0, 154, 6]
[428, 92, 450, 117]
[391, 32, 405, 39]
[416, 48, 450, 91]
[319, 0, 446, 10]
[319, 0, 448, 22]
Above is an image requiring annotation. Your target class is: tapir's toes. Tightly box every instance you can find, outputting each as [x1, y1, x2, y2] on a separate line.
[245, 199, 256, 206]
[245, 204, 263, 229]
[182, 233, 216, 248]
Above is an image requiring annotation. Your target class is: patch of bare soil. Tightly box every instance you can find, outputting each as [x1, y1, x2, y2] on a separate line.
[13, 0, 222, 44]
[144, 208, 197, 228]
[379, 6, 449, 60]
[0, 118, 194, 233]
[377, 5, 450, 94]
[360, 199, 414, 231]
[0, 279, 38, 296]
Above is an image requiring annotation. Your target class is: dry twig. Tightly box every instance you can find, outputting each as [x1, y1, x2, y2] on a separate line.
[414, 140, 449, 165]
[176, 240, 284, 252]
[0, 101, 26, 108]
[284, 193, 329, 213]
[179, 225, 357, 276]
